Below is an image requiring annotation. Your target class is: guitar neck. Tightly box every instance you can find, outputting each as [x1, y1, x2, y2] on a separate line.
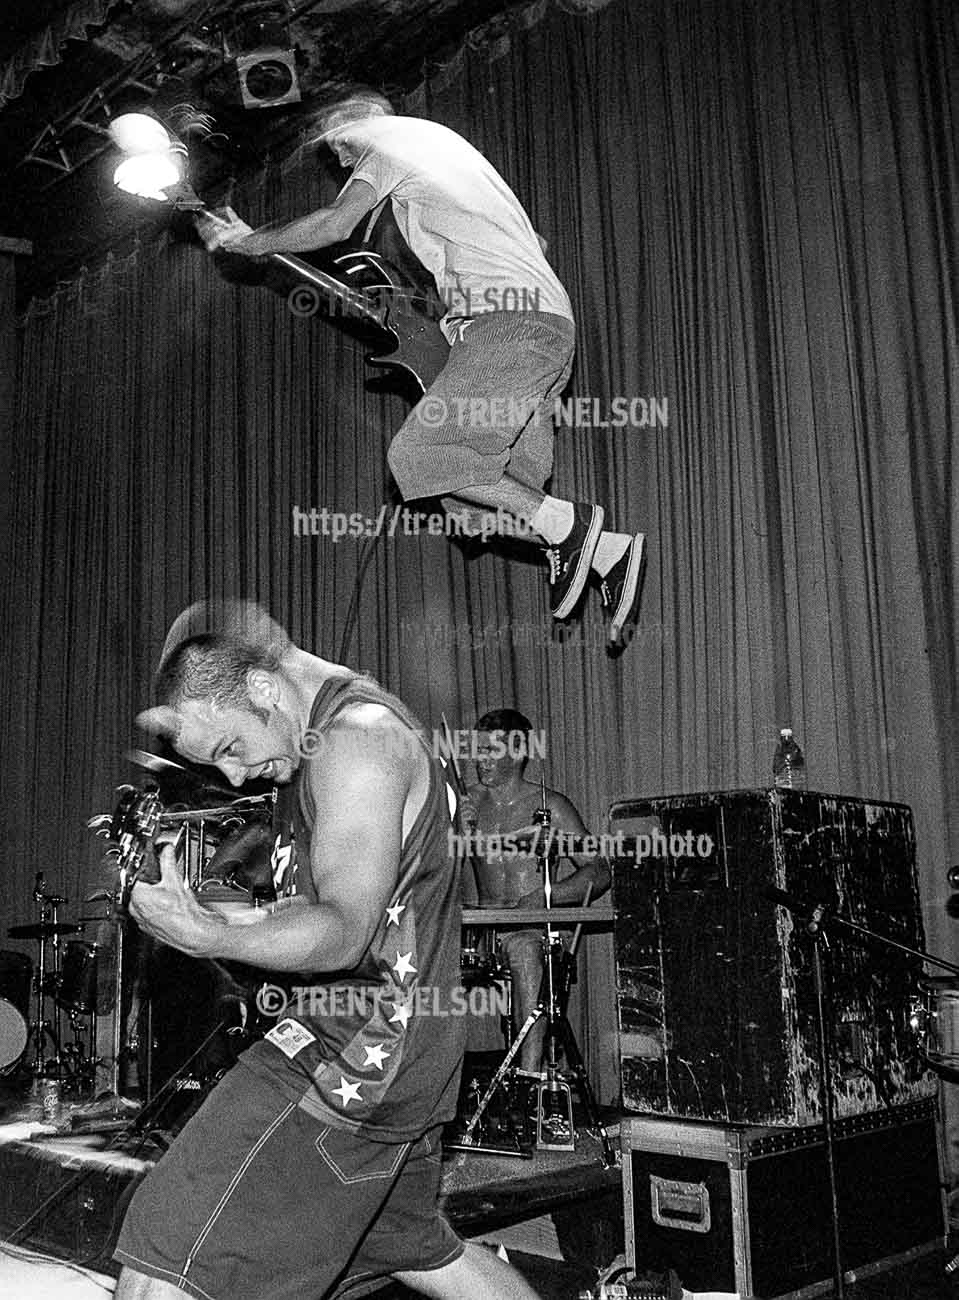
[191, 203, 386, 328]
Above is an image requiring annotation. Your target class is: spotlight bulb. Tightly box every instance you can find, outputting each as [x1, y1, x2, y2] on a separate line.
[113, 152, 182, 200]
[108, 113, 173, 155]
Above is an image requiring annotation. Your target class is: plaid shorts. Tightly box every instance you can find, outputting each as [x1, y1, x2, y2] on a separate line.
[115, 1062, 463, 1300]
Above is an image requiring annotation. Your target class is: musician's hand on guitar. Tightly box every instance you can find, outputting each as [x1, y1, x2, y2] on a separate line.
[129, 844, 219, 957]
[196, 206, 257, 254]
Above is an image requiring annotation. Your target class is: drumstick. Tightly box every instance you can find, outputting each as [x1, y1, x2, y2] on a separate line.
[440, 713, 484, 884]
[440, 713, 467, 798]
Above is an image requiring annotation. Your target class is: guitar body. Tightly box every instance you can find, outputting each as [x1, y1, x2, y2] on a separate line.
[190, 197, 451, 397]
[331, 250, 451, 395]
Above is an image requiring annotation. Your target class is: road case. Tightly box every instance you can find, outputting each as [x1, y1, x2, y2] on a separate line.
[621, 1100, 946, 1298]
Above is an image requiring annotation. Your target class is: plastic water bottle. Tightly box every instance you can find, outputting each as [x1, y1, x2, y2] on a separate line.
[773, 727, 806, 789]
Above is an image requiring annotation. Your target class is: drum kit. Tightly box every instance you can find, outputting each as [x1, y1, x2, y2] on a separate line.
[449, 781, 616, 1165]
[1, 750, 276, 1120]
[1, 874, 111, 1091]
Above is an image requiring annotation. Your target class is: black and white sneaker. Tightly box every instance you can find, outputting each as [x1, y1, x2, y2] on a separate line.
[546, 504, 605, 618]
[600, 534, 647, 644]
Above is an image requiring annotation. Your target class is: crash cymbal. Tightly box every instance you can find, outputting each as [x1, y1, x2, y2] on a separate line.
[125, 749, 233, 800]
[126, 749, 189, 776]
[8, 922, 83, 940]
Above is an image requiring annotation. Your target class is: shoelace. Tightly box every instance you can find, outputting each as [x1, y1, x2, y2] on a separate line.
[545, 547, 562, 582]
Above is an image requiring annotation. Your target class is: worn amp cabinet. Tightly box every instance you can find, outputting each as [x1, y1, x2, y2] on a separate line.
[609, 790, 936, 1125]
[621, 1101, 946, 1298]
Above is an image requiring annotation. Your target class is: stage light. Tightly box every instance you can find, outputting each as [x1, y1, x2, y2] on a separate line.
[236, 48, 301, 109]
[113, 151, 183, 201]
[109, 111, 188, 202]
[108, 112, 174, 155]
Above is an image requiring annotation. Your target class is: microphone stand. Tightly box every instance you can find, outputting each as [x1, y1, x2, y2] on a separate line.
[766, 887, 958, 1289]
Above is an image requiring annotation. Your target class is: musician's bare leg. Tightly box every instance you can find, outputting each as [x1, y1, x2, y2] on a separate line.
[114, 1267, 180, 1299]
[397, 1240, 541, 1298]
[499, 930, 546, 1073]
[116, 1245, 539, 1299]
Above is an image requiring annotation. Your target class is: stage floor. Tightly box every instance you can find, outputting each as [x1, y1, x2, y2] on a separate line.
[4, 1082, 957, 1299]
[0, 1082, 622, 1288]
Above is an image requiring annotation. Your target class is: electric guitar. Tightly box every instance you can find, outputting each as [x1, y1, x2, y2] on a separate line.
[175, 186, 451, 395]
[96, 784, 279, 916]
[106, 784, 164, 912]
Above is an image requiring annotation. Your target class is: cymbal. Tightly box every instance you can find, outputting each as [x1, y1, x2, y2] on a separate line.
[126, 749, 189, 775]
[8, 922, 83, 940]
[126, 749, 233, 800]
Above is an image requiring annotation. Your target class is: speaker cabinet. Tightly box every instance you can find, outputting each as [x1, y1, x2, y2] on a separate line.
[609, 789, 936, 1125]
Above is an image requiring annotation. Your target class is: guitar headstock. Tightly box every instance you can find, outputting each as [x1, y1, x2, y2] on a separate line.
[109, 784, 163, 910]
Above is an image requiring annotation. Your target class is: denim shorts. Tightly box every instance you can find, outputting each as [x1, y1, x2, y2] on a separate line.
[386, 310, 575, 532]
[114, 1061, 462, 1299]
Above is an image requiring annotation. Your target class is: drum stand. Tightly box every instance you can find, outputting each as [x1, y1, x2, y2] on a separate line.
[23, 878, 66, 1078]
[453, 928, 615, 1167]
[453, 786, 615, 1168]
[60, 1009, 97, 1095]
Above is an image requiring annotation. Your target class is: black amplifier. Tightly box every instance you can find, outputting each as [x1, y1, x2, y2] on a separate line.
[609, 789, 936, 1125]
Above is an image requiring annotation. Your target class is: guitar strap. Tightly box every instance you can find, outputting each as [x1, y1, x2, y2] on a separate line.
[361, 197, 390, 243]
[351, 198, 440, 305]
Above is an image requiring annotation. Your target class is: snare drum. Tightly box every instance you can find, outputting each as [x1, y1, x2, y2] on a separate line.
[914, 980, 959, 1071]
[460, 926, 510, 987]
[0, 997, 27, 1074]
[57, 940, 101, 1014]
[461, 925, 485, 975]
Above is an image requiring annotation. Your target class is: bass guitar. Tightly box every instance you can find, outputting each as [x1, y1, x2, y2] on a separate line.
[175, 186, 451, 395]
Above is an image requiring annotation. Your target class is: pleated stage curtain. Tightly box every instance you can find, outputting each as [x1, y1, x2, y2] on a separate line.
[1, 0, 956, 1107]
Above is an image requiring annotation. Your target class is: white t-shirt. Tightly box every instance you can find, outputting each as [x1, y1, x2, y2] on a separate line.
[345, 116, 574, 333]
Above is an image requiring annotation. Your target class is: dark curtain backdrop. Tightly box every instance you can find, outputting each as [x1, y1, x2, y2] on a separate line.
[1, 0, 957, 1108]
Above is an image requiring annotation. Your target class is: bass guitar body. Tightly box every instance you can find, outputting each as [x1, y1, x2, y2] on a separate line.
[329, 249, 450, 395]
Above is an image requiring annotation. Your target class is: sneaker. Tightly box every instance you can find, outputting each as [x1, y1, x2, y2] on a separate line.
[600, 533, 647, 643]
[546, 504, 605, 618]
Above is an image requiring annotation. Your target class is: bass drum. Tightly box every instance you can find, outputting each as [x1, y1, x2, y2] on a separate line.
[0, 997, 27, 1075]
[138, 942, 253, 1130]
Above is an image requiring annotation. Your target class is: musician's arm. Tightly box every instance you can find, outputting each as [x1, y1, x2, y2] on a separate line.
[201, 180, 378, 256]
[130, 708, 411, 972]
[520, 792, 611, 906]
[457, 786, 479, 905]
